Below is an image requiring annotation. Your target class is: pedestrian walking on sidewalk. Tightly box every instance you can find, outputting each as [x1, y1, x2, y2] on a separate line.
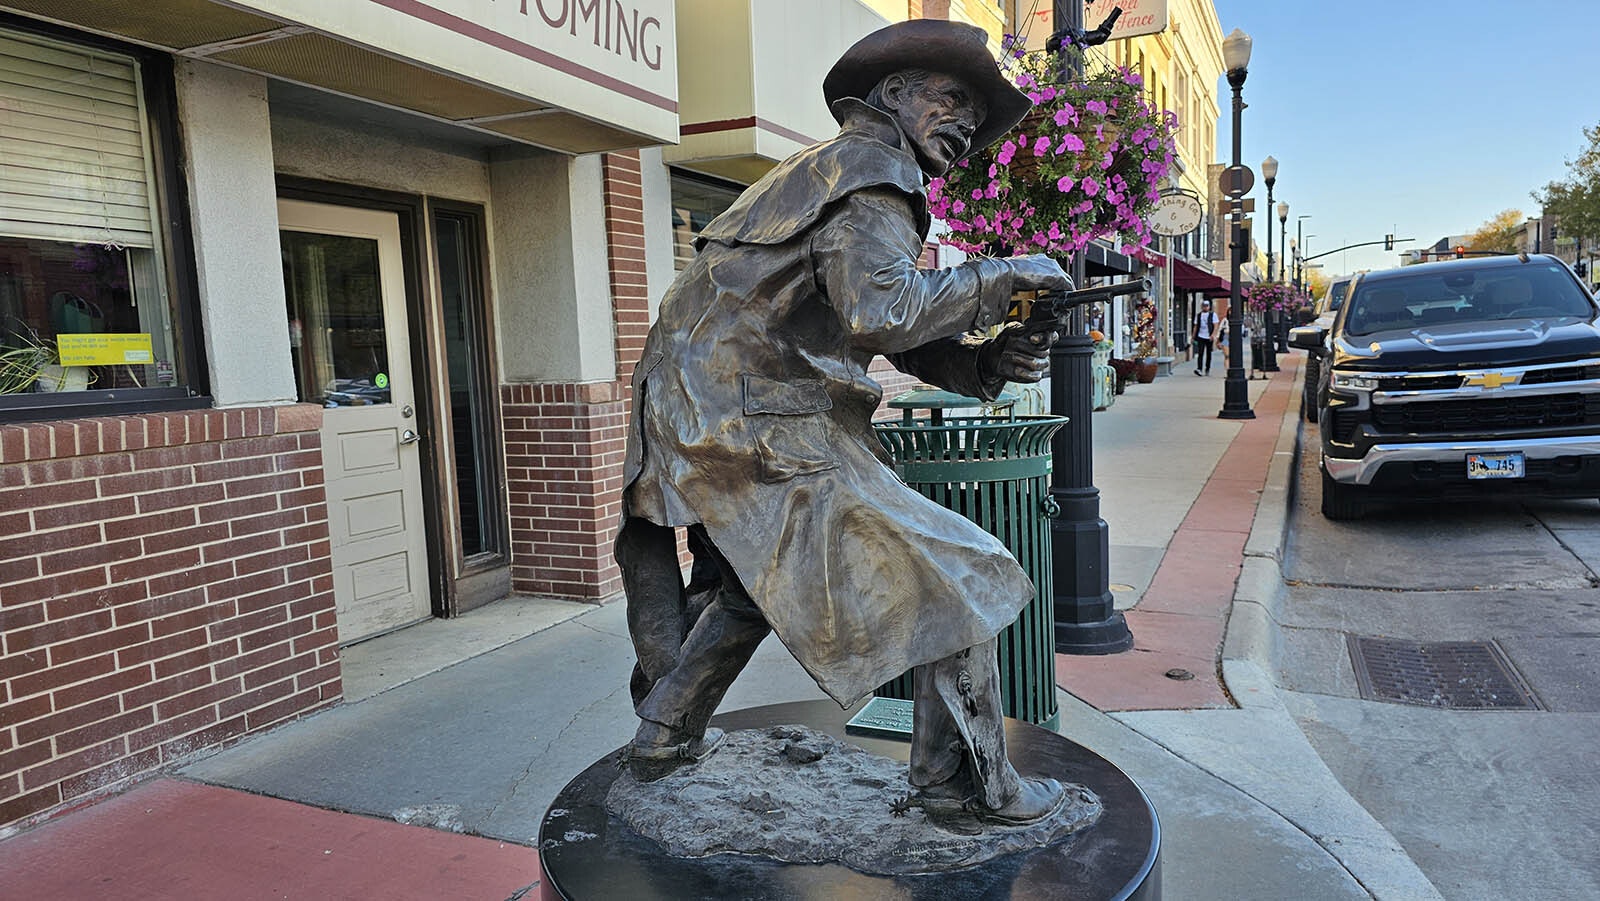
[1192, 300, 1218, 374]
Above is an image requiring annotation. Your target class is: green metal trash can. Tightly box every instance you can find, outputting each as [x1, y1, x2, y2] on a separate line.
[871, 389, 1068, 728]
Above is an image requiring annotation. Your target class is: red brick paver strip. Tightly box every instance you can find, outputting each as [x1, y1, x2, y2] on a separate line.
[0, 778, 542, 900]
[1056, 356, 1299, 712]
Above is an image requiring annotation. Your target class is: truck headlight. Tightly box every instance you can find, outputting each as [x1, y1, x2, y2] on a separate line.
[1329, 371, 1380, 391]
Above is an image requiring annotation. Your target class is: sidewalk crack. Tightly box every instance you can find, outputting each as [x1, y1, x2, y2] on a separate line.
[484, 682, 629, 825]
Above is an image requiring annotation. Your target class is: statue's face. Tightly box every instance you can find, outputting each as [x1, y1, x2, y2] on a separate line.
[884, 71, 987, 177]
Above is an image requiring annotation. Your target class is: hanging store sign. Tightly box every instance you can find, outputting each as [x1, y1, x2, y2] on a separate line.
[1150, 191, 1203, 237]
[1084, 0, 1168, 40]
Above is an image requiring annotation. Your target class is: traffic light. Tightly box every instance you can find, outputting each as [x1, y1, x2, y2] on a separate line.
[1384, 234, 1394, 251]
[1577, 260, 1588, 279]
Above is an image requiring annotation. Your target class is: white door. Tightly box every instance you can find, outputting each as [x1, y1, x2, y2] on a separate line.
[278, 199, 431, 643]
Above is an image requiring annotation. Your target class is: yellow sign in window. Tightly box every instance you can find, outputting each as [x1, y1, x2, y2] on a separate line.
[56, 333, 155, 366]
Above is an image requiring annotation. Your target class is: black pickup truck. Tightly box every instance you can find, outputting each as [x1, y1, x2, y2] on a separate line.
[1290, 254, 1600, 520]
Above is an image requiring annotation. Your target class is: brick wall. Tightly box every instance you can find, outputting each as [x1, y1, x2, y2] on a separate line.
[0, 405, 339, 829]
[501, 383, 627, 600]
[502, 151, 645, 601]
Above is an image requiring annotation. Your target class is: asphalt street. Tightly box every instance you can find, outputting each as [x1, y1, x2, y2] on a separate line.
[1275, 443, 1600, 900]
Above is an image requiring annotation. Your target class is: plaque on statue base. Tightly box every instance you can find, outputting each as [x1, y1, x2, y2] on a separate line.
[538, 700, 1159, 900]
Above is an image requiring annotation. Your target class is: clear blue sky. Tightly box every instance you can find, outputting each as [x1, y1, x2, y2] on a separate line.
[1210, 1, 1599, 279]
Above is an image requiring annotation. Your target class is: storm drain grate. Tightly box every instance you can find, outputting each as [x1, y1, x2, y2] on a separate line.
[1346, 637, 1541, 710]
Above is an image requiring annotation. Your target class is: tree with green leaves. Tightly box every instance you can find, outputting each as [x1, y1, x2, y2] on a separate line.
[1534, 123, 1600, 249]
[1466, 208, 1526, 254]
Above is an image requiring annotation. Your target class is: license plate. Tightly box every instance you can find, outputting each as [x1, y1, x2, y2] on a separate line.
[1466, 452, 1525, 479]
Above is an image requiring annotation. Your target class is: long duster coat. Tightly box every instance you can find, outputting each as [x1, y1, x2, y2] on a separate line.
[622, 100, 1036, 707]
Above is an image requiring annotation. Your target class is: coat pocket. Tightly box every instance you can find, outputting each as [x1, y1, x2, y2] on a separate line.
[742, 375, 838, 483]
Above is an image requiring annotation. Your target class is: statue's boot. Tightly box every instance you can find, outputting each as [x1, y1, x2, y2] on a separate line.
[908, 637, 1066, 831]
[973, 776, 1066, 826]
[626, 725, 727, 783]
[628, 585, 770, 782]
[915, 774, 1066, 832]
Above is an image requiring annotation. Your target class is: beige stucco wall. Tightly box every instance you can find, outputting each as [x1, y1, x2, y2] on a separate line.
[269, 111, 493, 203]
[748, 0, 890, 152]
[488, 150, 615, 384]
[667, 0, 890, 176]
[639, 147, 676, 322]
[175, 60, 297, 408]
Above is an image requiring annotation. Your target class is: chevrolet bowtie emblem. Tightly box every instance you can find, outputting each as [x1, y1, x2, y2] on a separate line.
[1464, 371, 1518, 389]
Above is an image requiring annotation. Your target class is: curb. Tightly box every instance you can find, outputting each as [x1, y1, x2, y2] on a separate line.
[1218, 361, 1444, 901]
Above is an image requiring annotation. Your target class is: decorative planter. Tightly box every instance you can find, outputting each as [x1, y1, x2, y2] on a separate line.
[1134, 359, 1158, 384]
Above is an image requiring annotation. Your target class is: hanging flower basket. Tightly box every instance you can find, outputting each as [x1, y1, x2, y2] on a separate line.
[1243, 282, 1310, 315]
[929, 39, 1181, 259]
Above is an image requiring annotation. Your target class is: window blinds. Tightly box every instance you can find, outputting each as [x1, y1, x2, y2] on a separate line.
[0, 30, 156, 248]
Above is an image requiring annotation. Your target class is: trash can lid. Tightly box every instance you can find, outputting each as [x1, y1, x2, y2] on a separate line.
[887, 387, 1017, 409]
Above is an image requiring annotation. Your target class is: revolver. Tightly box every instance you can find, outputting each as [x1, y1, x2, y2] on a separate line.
[1012, 277, 1153, 328]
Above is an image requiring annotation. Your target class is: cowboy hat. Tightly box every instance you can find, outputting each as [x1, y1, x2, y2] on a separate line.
[822, 19, 1030, 157]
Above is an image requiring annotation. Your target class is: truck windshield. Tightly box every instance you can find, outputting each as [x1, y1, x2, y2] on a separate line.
[1325, 280, 1349, 312]
[1343, 264, 1596, 336]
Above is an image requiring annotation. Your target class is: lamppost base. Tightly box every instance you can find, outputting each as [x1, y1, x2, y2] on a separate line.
[1055, 612, 1135, 655]
[1049, 504, 1130, 656]
[1218, 407, 1256, 420]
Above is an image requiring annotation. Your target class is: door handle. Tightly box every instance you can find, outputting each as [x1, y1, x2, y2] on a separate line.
[400, 428, 422, 446]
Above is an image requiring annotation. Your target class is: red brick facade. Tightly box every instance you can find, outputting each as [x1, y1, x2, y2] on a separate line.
[0, 405, 339, 829]
[502, 151, 647, 601]
[501, 382, 628, 600]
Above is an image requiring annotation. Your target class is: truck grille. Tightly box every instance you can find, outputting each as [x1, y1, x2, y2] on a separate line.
[1377, 374, 1463, 391]
[1371, 393, 1600, 433]
[1520, 364, 1600, 385]
[1372, 364, 1600, 392]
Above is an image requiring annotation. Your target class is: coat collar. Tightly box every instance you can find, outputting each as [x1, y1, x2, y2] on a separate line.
[829, 98, 928, 183]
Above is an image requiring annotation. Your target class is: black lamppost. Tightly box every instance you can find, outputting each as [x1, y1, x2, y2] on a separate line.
[1275, 200, 1290, 350]
[1259, 156, 1279, 372]
[1218, 28, 1255, 421]
[1048, 0, 1131, 654]
[1294, 215, 1311, 293]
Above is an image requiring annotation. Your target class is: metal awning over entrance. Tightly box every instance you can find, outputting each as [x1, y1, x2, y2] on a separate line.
[2, 0, 679, 154]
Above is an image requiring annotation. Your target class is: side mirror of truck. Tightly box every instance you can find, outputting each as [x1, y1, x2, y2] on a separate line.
[1288, 325, 1326, 350]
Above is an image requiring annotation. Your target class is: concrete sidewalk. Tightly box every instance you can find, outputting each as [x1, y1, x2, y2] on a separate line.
[0, 355, 1442, 900]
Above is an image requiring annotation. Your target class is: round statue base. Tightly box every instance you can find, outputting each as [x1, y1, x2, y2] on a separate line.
[538, 700, 1159, 900]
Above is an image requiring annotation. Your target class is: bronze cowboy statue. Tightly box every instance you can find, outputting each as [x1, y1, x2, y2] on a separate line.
[616, 19, 1071, 829]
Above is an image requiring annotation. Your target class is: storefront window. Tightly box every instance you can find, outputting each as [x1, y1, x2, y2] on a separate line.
[669, 171, 741, 270]
[0, 23, 196, 419]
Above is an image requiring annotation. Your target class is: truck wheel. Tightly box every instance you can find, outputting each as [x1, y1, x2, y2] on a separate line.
[1301, 357, 1320, 422]
[1321, 467, 1365, 521]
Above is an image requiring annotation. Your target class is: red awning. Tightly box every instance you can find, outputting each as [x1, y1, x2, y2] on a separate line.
[1172, 257, 1231, 297]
